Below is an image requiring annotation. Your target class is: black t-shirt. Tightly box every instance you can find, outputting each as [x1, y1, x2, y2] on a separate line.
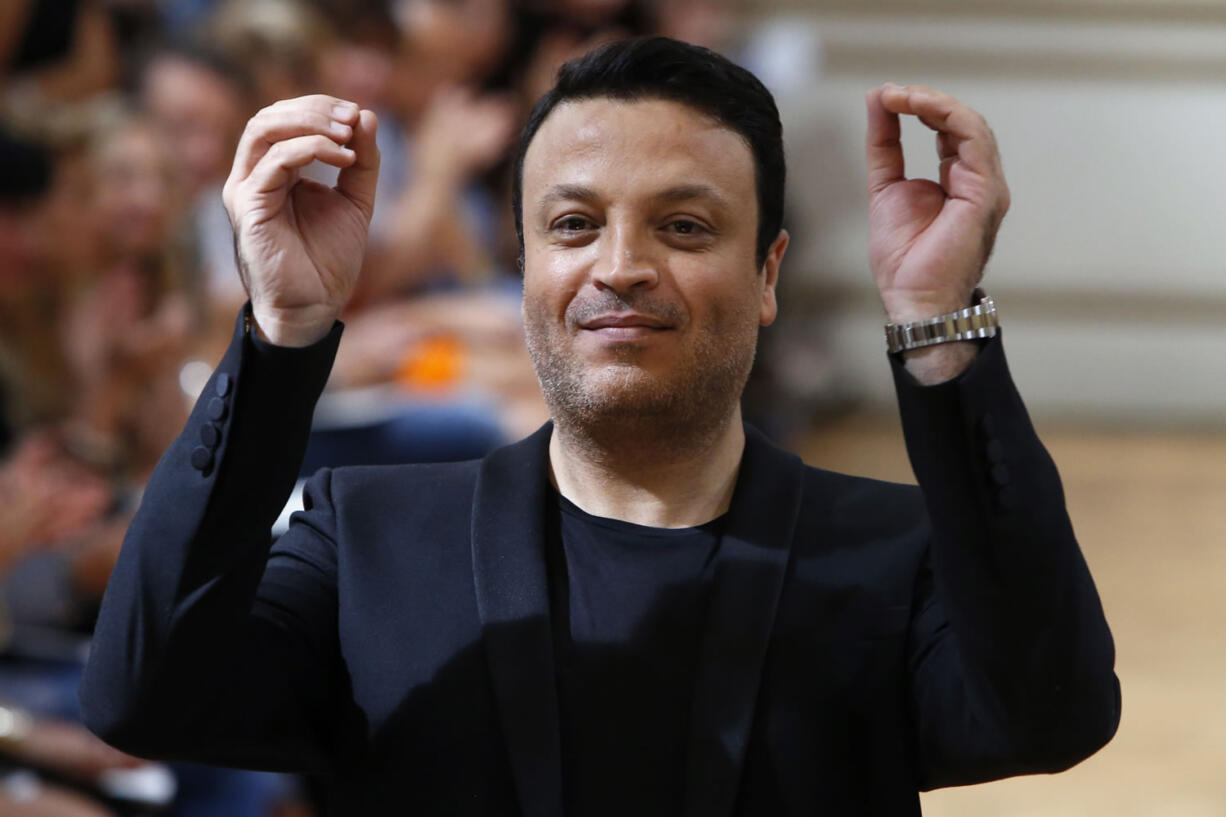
[545, 491, 724, 816]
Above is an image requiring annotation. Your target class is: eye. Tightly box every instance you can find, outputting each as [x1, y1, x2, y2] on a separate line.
[554, 215, 594, 233]
[664, 219, 710, 237]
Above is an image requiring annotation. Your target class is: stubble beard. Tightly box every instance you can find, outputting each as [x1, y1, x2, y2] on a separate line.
[522, 290, 759, 460]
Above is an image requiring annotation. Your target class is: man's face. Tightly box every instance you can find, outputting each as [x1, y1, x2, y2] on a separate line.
[520, 97, 785, 430]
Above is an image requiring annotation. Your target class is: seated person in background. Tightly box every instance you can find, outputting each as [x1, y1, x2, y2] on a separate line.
[0, 124, 163, 817]
[0, 112, 310, 817]
[140, 40, 254, 338]
[60, 112, 194, 481]
[0, 125, 127, 633]
[81, 37, 1118, 815]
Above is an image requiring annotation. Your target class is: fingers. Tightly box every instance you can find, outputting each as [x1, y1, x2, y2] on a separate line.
[223, 95, 379, 228]
[244, 134, 356, 195]
[867, 83, 1009, 212]
[337, 108, 380, 218]
[878, 83, 1001, 180]
[231, 95, 360, 182]
[865, 85, 905, 195]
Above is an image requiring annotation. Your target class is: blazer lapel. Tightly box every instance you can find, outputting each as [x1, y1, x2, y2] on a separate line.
[471, 423, 564, 817]
[683, 425, 804, 817]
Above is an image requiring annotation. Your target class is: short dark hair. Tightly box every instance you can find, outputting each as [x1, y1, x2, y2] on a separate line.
[512, 36, 786, 268]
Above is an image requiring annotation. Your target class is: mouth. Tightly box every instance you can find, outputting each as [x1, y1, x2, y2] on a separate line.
[578, 313, 674, 340]
[580, 313, 672, 330]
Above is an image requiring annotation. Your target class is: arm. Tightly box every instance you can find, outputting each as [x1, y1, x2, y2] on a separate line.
[79, 316, 345, 770]
[864, 84, 1119, 785]
[80, 95, 381, 769]
[895, 336, 1119, 788]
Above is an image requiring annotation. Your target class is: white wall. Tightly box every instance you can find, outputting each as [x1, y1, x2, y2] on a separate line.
[754, 5, 1226, 425]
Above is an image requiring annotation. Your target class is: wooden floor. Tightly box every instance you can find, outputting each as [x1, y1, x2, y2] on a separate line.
[796, 415, 1226, 817]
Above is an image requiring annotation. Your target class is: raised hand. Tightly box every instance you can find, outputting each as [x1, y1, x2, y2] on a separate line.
[414, 87, 516, 188]
[222, 96, 380, 346]
[865, 83, 1010, 325]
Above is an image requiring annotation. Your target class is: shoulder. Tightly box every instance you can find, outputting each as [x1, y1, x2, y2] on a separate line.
[741, 423, 927, 541]
[792, 464, 930, 581]
[802, 463, 928, 538]
[801, 464, 924, 526]
[318, 458, 485, 518]
[328, 458, 484, 491]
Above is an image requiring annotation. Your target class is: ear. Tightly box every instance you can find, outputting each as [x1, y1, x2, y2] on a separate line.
[758, 229, 788, 327]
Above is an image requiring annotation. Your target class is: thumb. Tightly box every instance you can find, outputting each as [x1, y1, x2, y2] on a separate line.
[337, 109, 380, 219]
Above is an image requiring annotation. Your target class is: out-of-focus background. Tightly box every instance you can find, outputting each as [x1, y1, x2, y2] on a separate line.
[0, 0, 1221, 814]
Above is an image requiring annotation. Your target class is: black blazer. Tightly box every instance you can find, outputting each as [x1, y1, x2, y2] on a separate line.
[80, 312, 1120, 816]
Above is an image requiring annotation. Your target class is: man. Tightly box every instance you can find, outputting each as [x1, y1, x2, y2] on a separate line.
[80, 37, 1120, 815]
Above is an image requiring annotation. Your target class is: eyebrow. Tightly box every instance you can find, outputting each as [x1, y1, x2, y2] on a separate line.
[536, 184, 601, 219]
[653, 184, 732, 212]
[535, 183, 733, 219]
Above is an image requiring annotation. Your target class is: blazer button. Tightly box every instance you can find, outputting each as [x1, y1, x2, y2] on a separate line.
[190, 446, 214, 472]
[215, 372, 232, 397]
[981, 413, 997, 436]
[206, 397, 228, 422]
[985, 439, 1005, 463]
[200, 423, 221, 449]
[991, 463, 1011, 486]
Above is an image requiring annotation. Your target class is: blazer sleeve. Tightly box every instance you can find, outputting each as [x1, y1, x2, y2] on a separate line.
[891, 333, 1121, 789]
[79, 307, 346, 773]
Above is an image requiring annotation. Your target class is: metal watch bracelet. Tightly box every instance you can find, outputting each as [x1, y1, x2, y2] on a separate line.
[884, 290, 998, 354]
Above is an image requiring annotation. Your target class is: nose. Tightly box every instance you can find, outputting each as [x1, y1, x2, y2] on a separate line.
[593, 225, 659, 294]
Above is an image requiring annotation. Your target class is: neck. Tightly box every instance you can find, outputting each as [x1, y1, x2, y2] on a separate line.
[548, 406, 746, 528]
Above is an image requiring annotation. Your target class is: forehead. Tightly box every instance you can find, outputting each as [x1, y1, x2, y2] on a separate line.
[521, 97, 756, 206]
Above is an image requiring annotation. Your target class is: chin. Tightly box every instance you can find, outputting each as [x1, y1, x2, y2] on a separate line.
[566, 364, 683, 417]
[525, 314, 757, 435]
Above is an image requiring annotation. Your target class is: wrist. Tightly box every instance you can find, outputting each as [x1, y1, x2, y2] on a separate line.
[249, 305, 339, 348]
[900, 341, 979, 385]
[880, 291, 974, 324]
[884, 289, 996, 384]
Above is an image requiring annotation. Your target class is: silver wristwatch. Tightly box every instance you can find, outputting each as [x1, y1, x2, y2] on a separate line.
[884, 290, 998, 354]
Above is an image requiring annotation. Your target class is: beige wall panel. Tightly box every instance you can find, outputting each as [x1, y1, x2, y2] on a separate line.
[763, 12, 1226, 423]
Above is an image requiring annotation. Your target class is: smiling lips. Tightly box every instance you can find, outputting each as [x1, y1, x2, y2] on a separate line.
[579, 313, 673, 340]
